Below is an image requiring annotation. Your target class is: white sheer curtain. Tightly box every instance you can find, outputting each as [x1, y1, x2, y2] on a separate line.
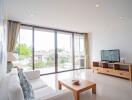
[0, 0, 7, 83]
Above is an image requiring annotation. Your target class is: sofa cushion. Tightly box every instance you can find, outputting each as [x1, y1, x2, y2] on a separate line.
[18, 69, 34, 100]
[44, 90, 74, 100]
[10, 68, 18, 75]
[24, 70, 40, 80]
[8, 72, 24, 100]
[35, 89, 74, 100]
[29, 79, 47, 90]
[34, 87, 55, 100]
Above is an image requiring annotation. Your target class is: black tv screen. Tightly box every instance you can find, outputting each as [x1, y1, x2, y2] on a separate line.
[101, 49, 120, 62]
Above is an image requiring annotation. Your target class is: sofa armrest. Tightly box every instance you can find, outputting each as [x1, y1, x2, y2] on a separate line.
[24, 70, 40, 80]
[45, 90, 74, 100]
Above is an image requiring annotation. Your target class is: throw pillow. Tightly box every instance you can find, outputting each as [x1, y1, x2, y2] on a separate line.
[18, 69, 34, 100]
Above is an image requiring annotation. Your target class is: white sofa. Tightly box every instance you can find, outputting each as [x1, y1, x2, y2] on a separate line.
[0, 68, 74, 100]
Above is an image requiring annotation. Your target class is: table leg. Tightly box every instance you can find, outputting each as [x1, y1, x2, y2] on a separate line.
[58, 81, 62, 90]
[73, 91, 79, 100]
[92, 85, 96, 94]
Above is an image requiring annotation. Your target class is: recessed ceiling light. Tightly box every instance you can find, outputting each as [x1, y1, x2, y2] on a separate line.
[96, 4, 100, 8]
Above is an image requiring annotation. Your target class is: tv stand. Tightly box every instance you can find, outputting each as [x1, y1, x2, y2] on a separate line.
[108, 61, 117, 63]
[92, 61, 132, 81]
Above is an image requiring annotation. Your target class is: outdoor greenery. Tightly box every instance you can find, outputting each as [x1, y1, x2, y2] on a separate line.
[59, 57, 68, 64]
[47, 55, 54, 65]
[58, 48, 69, 64]
[28, 61, 45, 68]
[58, 48, 65, 52]
[15, 44, 32, 60]
[16, 44, 69, 68]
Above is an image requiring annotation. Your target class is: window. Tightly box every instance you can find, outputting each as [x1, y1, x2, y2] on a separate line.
[74, 34, 85, 69]
[34, 28, 55, 74]
[14, 26, 33, 70]
[14, 25, 86, 74]
[57, 32, 73, 71]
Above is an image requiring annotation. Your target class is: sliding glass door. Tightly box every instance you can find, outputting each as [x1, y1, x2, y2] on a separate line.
[74, 34, 85, 69]
[57, 32, 73, 71]
[14, 26, 33, 70]
[14, 25, 86, 74]
[34, 28, 55, 74]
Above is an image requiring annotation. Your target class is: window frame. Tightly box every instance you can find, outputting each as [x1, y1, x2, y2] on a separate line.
[15, 24, 85, 75]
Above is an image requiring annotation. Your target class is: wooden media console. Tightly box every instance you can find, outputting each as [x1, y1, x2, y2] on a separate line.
[92, 61, 132, 81]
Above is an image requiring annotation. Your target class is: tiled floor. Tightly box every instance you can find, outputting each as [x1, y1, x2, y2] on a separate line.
[41, 69, 132, 100]
[24, 65, 82, 74]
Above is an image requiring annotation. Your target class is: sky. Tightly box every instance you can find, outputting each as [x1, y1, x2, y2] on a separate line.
[20, 29, 84, 52]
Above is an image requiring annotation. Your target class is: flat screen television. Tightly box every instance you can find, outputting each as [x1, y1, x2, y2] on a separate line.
[101, 49, 120, 62]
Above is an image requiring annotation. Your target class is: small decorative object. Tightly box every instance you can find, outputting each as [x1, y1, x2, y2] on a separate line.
[120, 58, 125, 63]
[72, 80, 80, 85]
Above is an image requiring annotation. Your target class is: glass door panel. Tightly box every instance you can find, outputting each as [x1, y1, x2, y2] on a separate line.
[57, 32, 73, 71]
[74, 34, 85, 69]
[34, 28, 55, 74]
[14, 26, 33, 70]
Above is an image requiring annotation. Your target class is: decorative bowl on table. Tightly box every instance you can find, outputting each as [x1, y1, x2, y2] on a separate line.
[72, 80, 80, 85]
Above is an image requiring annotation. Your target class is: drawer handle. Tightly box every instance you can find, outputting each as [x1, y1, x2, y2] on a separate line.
[107, 70, 109, 72]
[120, 73, 123, 75]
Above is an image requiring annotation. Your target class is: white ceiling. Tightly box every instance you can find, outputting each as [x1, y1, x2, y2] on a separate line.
[7, 0, 132, 32]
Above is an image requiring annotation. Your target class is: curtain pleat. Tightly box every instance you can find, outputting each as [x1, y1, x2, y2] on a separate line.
[7, 20, 20, 52]
[84, 33, 90, 69]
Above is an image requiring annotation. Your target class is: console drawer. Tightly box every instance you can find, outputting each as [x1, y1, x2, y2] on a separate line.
[93, 67, 100, 72]
[99, 68, 129, 79]
[100, 68, 112, 74]
[115, 70, 129, 78]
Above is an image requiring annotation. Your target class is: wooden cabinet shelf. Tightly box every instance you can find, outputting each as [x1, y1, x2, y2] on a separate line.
[92, 61, 132, 81]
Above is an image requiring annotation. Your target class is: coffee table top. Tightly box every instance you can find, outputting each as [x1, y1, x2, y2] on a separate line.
[58, 79, 96, 92]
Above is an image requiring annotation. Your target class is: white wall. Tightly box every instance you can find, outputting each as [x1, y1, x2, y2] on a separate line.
[0, 0, 7, 83]
[90, 21, 132, 63]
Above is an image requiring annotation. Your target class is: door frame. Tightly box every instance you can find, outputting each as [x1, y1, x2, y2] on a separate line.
[19, 24, 85, 75]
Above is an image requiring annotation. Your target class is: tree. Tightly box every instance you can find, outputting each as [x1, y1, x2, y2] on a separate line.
[47, 55, 54, 65]
[16, 44, 32, 57]
[58, 48, 65, 52]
